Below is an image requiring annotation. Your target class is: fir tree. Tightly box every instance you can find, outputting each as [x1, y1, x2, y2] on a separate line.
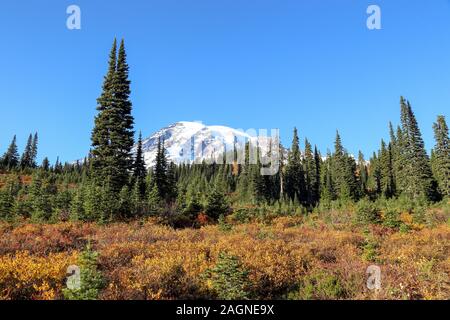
[63, 244, 105, 300]
[166, 162, 178, 202]
[41, 157, 50, 171]
[304, 138, 319, 206]
[91, 38, 135, 193]
[379, 140, 396, 198]
[1, 135, 19, 170]
[332, 131, 358, 201]
[109, 39, 135, 190]
[91, 39, 117, 183]
[20, 134, 33, 169]
[284, 128, 306, 204]
[30, 132, 38, 168]
[369, 152, 382, 195]
[320, 151, 335, 202]
[133, 131, 147, 196]
[432, 115, 450, 197]
[153, 137, 170, 200]
[398, 97, 436, 200]
[313, 146, 321, 202]
[0, 177, 16, 220]
[357, 151, 368, 196]
[29, 172, 53, 221]
[148, 183, 162, 215]
[205, 188, 230, 220]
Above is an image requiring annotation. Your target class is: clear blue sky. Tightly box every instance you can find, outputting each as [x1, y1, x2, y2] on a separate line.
[1, 0, 449, 163]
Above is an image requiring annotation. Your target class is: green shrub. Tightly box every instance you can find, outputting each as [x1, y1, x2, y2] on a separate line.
[205, 189, 230, 220]
[382, 209, 401, 229]
[63, 244, 105, 300]
[399, 223, 411, 234]
[218, 214, 232, 232]
[362, 238, 379, 262]
[355, 200, 381, 224]
[288, 272, 346, 300]
[412, 206, 426, 224]
[204, 252, 251, 300]
[230, 208, 253, 224]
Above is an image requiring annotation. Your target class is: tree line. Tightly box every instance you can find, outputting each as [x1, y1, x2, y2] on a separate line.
[0, 38, 449, 225]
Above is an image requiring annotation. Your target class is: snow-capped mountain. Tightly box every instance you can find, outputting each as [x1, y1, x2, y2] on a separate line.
[134, 121, 277, 167]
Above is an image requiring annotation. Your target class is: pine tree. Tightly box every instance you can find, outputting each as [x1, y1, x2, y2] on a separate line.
[166, 162, 178, 202]
[320, 151, 335, 203]
[284, 128, 306, 204]
[379, 140, 396, 198]
[432, 115, 450, 197]
[118, 185, 131, 218]
[398, 97, 436, 200]
[82, 182, 104, 221]
[0, 177, 16, 220]
[91, 38, 135, 193]
[91, 39, 116, 183]
[153, 137, 169, 199]
[148, 183, 162, 215]
[30, 132, 38, 168]
[184, 193, 203, 220]
[332, 131, 358, 201]
[304, 138, 318, 206]
[29, 172, 53, 221]
[63, 244, 105, 300]
[133, 131, 147, 196]
[313, 146, 321, 201]
[369, 152, 382, 195]
[109, 39, 135, 190]
[357, 151, 368, 196]
[1, 135, 19, 170]
[205, 188, 230, 220]
[41, 157, 50, 171]
[20, 134, 33, 169]
[70, 187, 85, 221]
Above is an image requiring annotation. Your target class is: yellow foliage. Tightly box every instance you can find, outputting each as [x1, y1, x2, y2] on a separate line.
[0, 216, 449, 300]
[0, 251, 78, 300]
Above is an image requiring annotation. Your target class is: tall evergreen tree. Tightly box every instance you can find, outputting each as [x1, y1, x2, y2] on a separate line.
[332, 131, 358, 201]
[153, 137, 168, 199]
[284, 128, 306, 204]
[304, 138, 319, 206]
[398, 97, 436, 200]
[313, 145, 321, 202]
[1, 135, 19, 170]
[369, 151, 382, 195]
[109, 39, 135, 189]
[20, 134, 33, 169]
[91, 38, 135, 193]
[357, 151, 368, 196]
[166, 161, 178, 202]
[133, 131, 147, 196]
[432, 115, 450, 197]
[379, 140, 395, 198]
[320, 150, 335, 202]
[30, 132, 38, 168]
[41, 157, 50, 171]
[91, 39, 117, 183]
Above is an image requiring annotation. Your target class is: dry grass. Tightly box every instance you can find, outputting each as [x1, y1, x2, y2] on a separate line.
[0, 215, 448, 300]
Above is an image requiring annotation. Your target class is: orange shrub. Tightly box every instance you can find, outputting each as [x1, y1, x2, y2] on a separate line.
[0, 251, 78, 300]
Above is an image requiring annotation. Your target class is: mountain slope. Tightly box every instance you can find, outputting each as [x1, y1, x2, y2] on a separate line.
[135, 121, 262, 167]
